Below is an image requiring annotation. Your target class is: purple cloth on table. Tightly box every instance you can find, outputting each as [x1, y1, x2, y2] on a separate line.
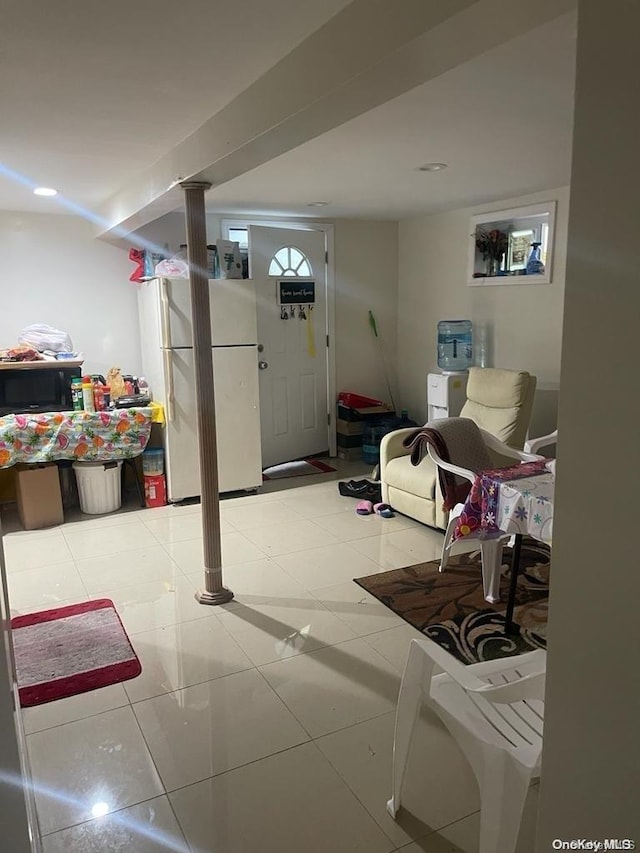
[453, 459, 549, 542]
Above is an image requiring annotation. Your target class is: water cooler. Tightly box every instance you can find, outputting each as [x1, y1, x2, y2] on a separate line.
[428, 320, 472, 420]
[427, 373, 468, 421]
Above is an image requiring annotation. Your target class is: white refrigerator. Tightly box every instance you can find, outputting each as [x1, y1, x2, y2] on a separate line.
[137, 277, 262, 501]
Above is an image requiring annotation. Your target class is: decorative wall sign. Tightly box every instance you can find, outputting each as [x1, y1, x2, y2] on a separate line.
[278, 280, 315, 305]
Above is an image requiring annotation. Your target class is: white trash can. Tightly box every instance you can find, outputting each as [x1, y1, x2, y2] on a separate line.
[73, 461, 123, 515]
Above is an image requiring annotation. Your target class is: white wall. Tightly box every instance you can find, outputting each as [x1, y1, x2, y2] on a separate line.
[397, 187, 569, 433]
[0, 212, 141, 377]
[536, 1, 640, 844]
[134, 212, 400, 407]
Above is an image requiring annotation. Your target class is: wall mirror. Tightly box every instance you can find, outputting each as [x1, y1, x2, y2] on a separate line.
[468, 201, 556, 286]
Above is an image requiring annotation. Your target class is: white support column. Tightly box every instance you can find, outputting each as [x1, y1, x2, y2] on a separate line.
[536, 0, 640, 846]
[181, 181, 233, 606]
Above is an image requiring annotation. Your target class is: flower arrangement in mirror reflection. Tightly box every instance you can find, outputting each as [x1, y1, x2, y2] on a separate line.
[474, 228, 509, 276]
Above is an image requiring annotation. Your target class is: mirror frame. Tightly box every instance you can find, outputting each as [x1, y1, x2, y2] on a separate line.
[467, 200, 557, 286]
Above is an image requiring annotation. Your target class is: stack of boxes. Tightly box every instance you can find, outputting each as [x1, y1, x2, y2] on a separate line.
[336, 400, 395, 461]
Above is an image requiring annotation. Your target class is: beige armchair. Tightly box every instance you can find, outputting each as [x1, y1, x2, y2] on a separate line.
[380, 367, 537, 530]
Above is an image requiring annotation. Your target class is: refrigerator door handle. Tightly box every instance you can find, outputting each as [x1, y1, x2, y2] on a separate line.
[160, 278, 172, 349]
[163, 349, 175, 422]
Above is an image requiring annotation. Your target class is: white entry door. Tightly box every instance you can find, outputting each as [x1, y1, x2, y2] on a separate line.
[249, 225, 328, 468]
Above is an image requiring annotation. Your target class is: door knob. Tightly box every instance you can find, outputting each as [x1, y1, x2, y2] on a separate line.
[258, 360, 269, 370]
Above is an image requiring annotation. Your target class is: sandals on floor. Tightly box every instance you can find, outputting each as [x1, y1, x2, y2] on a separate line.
[356, 501, 395, 517]
[374, 503, 395, 518]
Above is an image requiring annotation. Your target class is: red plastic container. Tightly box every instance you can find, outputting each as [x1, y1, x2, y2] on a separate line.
[144, 474, 167, 508]
[337, 391, 385, 408]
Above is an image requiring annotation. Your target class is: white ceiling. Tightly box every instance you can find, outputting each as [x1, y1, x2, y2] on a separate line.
[1, 2, 576, 224]
[0, 0, 351, 213]
[201, 12, 577, 220]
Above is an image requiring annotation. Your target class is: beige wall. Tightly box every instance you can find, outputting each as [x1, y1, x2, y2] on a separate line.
[397, 187, 569, 434]
[536, 0, 640, 845]
[333, 219, 398, 403]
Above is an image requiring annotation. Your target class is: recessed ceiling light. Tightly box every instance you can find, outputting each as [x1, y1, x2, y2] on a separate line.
[417, 163, 448, 172]
[33, 187, 58, 196]
[307, 201, 329, 207]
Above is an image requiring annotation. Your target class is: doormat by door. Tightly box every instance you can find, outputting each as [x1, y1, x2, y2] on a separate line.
[11, 599, 141, 708]
[262, 458, 336, 480]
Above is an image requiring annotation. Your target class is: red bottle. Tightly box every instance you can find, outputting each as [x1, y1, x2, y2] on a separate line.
[93, 384, 105, 411]
[144, 474, 167, 508]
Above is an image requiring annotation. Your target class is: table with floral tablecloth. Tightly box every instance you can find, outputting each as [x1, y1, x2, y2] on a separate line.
[453, 459, 554, 544]
[0, 408, 153, 468]
[452, 458, 555, 634]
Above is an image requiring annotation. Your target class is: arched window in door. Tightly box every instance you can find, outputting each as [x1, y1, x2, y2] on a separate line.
[268, 246, 312, 277]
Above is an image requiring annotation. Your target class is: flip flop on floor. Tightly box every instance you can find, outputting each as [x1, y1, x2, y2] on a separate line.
[374, 503, 395, 518]
[356, 500, 374, 515]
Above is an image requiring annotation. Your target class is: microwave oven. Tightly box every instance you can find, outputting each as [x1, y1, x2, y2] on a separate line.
[0, 364, 81, 416]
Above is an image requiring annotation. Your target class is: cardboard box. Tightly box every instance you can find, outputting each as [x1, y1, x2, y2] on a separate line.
[336, 419, 364, 436]
[15, 463, 64, 530]
[337, 446, 363, 462]
[336, 432, 362, 449]
[0, 467, 16, 504]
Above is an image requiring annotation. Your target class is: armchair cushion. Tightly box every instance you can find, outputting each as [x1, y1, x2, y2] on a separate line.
[460, 367, 536, 448]
[379, 427, 414, 471]
[384, 455, 437, 500]
[460, 399, 522, 446]
[464, 366, 530, 409]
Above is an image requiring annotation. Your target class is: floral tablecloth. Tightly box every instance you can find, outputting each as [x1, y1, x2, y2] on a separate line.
[453, 459, 554, 544]
[0, 408, 153, 468]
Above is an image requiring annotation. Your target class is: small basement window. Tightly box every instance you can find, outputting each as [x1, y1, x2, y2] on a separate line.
[227, 227, 249, 249]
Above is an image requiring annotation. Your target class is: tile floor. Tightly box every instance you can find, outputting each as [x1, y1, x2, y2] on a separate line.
[2, 463, 539, 852]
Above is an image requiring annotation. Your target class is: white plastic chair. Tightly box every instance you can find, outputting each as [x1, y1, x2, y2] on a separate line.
[429, 429, 541, 603]
[524, 429, 558, 455]
[387, 638, 546, 853]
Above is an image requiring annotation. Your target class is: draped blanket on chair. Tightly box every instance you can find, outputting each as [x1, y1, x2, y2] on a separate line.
[402, 418, 493, 510]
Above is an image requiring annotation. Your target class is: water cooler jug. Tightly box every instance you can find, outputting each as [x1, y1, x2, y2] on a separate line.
[437, 320, 473, 373]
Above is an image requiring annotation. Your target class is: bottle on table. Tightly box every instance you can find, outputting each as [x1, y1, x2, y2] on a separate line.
[82, 382, 95, 412]
[93, 384, 105, 411]
[71, 377, 83, 411]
